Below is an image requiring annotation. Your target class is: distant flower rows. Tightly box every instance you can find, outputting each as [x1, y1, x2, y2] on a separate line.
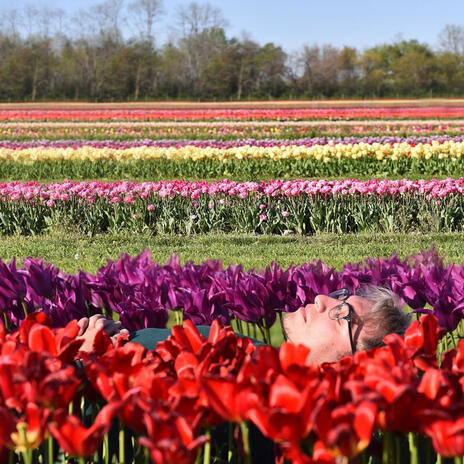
[1, 105, 464, 121]
[2, 122, 464, 141]
[2, 137, 464, 162]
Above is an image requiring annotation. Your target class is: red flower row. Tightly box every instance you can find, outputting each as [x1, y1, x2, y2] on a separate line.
[0, 312, 464, 463]
[1, 106, 464, 121]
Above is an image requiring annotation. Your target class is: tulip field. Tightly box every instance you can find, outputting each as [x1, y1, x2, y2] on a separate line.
[3, 100, 464, 464]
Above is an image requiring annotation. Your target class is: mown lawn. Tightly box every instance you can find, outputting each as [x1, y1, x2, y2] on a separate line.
[1, 231, 463, 274]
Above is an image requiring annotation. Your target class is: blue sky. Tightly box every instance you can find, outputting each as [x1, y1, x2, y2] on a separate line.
[1, 0, 463, 51]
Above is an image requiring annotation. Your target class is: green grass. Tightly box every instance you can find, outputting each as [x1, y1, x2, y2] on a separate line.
[1, 231, 463, 275]
[0, 157, 463, 183]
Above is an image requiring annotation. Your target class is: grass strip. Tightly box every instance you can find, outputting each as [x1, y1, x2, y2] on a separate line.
[1, 158, 464, 181]
[1, 232, 463, 275]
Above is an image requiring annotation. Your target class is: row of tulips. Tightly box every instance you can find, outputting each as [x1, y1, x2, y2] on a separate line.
[2, 307, 464, 463]
[4, 178, 464, 202]
[0, 248, 463, 334]
[0, 179, 464, 235]
[2, 139, 464, 163]
[2, 122, 464, 141]
[2, 106, 464, 121]
[4, 135, 464, 148]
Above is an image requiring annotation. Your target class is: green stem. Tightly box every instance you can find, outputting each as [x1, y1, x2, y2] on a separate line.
[228, 423, 234, 463]
[244, 322, 250, 337]
[382, 431, 393, 464]
[257, 324, 268, 344]
[48, 435, 54, 464]
[266, 326, 272, 346]
[451, 330, 458, 349]
[79, 458, 86, 464]
[3, 312, 9, 332]
[454, 457, 462, 464]
[119, 421, 125, 464]
[237, 318, 244, 335]
[195, 447, 202, 464]
[251, 323, 257, 339]
[103, 431, 109, 463]
[21, 451, 32, 464]
[145, 447, 150, 464]
[409, 432, 419, 464]
[68, 400, 73, 415]
[437, 454, 443, 464]
[395, 435, 400, 464]
[19, 425, 32, 464]
[240, 422, 252, 464]
[8, 450, 14, 464]
[22, 301, 28, 318]
[203, 429, 211, 464]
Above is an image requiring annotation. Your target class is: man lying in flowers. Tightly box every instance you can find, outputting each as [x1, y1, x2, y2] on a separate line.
[76, 285, 411, 363]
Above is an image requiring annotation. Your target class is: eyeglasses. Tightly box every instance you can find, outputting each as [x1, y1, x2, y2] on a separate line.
[327, 287, 356, 355]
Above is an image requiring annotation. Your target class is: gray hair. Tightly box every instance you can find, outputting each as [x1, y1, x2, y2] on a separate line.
[354, 285, 412, 351]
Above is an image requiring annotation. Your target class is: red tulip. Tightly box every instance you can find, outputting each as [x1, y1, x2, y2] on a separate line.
[247, 373, 321, 445]
[200, 376, 253, 423]
[424, 413, 464, 457]
[0, 403, 50, 452]
[282, 440, 335, 464]
[418, 368, 460, 409]
[404, 314, 445, 370]
[9, 403, 50, 452]
[48, 403, 120, 457]
[139, 411, 208, 464]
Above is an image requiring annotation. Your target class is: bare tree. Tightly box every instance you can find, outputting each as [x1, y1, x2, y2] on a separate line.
[174, 2, 228, 96]
[92, 0, 125, 39]
[23, 5, 39, 37]
[36, 6, 56, 38]
[53, 8, 67, 36]
[128, 0, 164, 43]
[71, 0, 125, 42]
[299, 44, 343, 96]
[1, 9, 22, 38]
[439, 24, 464, 55]
[176, 1, 227, 38]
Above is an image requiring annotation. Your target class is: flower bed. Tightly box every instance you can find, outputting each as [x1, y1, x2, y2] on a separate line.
[0, 249, 463, 334]
[0, 304, 463, 463]
[2, 122, 464, 141]
[2, 136, 464, 162]
[1, 138, 463, 180]
[0, 179, 463, 235]
[1, 105, 464, 122]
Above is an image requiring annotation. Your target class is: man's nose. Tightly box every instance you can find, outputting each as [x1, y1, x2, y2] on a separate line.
[314, 294, 338, 313]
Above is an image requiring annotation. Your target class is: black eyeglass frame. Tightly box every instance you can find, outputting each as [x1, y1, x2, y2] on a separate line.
[327, 287, 356, 355]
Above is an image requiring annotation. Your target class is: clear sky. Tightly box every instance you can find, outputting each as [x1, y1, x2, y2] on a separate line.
[1, 0, 463, 52]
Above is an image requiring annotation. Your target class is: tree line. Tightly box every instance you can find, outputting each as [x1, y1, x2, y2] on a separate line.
[1, 1, 464, 101]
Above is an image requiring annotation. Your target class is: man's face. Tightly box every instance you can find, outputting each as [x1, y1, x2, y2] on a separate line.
[282, 293, 373, 363]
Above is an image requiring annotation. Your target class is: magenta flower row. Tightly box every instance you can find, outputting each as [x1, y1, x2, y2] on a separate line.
[1, 178, 464, 203]
[0, 135, 463, 149]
